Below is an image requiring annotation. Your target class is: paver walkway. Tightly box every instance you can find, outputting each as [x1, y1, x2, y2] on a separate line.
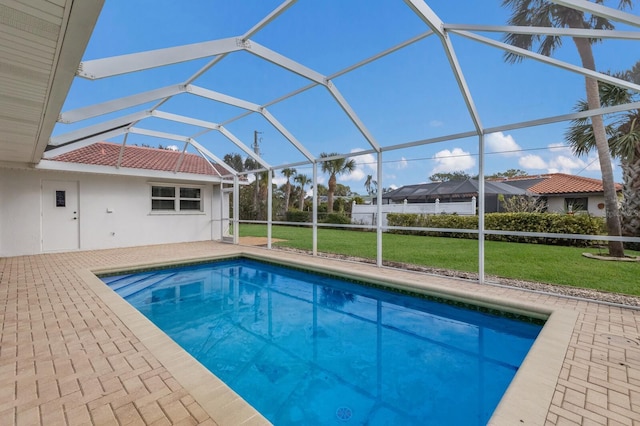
[1, 241, 639, 425]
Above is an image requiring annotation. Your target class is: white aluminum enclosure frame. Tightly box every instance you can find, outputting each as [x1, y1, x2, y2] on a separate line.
[47, 0, 640, 284]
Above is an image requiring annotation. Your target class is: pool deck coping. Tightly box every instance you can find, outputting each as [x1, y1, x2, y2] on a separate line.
[82, 247, 578, 426]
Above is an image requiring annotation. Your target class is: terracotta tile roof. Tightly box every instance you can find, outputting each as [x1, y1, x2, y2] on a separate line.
[49, 142, 228, 177]
[493, 173, 622, 195]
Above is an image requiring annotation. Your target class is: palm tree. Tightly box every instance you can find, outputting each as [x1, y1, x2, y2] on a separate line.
[365, 174, 373, 195]
[294, 174, 311, 210]
[319, 152, 356, 213]
[281, 168, 296, 213]
[566, 65, 640, 249]
[502, 0, 632, 257]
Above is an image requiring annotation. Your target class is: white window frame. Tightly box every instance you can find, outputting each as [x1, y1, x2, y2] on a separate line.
[149, 183, 205, 214]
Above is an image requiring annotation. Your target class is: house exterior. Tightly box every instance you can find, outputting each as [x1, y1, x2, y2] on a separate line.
[491, 173, 622, 217]
[0, 142, 234, 257]
[379, 174, 621, 217]
[380, 178, 529, 213]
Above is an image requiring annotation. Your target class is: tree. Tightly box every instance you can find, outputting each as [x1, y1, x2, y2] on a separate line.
[334, 183, 353, 197]
[429, 171, 471, 182]
[281, 168, 296, 213]
[314, 183, 328, 196]
[486, 169, 529, 179]
[243, 157, 261, 219]
[319, 153, 356, 213]
[566, 63, 640, 249]
[365, 174, 374, 195]
[502, 0, 631, 257]
[223, 153, 244, 173]
[294, 174, 311, 210]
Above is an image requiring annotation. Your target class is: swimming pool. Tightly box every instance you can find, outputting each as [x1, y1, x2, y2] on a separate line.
[101, 257, 542, 425]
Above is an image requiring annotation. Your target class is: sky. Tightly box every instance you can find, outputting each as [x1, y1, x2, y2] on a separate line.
[55, 0, 640, 195]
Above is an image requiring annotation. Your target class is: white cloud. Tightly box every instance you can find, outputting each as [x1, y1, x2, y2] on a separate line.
[519, 154, 547, 170]
[429, 120, 443, 127]
[345, 168, 366, 182]
[340, 148, 377, 182]
[431, 148, 475, 174]
[485, 132, 521, 157]
[396, 156, 408, 169]
[585, 156, 601, 172]
[548, 155, 586, 173]
[272, 176, 287, 186]
[548, 142, 571, 153]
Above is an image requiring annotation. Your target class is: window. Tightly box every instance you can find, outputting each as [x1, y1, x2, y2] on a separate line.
[151, 185, 202, 212]
[564, 197, 588, 212]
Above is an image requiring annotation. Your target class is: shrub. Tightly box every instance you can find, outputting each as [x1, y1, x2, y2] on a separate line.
[387, 212, 605, 247]
[286, 209, 310, 223]
[322, 213, 352, 225]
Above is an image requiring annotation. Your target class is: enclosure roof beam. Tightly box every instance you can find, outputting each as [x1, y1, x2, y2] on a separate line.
[217, 125, 271, 169]
[403, 0, 445, 37]
[77, 37, 243, 80]
[404, 0, 483, 133]
[551, 0, 640, 28]
[152, 110, 220, 130]
[381, 130, 478, 153]
[189, 138, 238, 176]
[50, 110, 151, 146]
[485, 101, 640, 134]
[187, 85, 262, 112]
[43, 128, 128, 159]
[219, 30, 434, 128]
[242, 0, 298, 40]
[260, 108, 316, 161]
[59, 85, 187, 124]
[157, 89, 313, 162]
[128, 127, 189, 143]
[326, 82, 381, 152]
[454, 30, 640, 94]
[190, 148, 222, 177]
[443, 24, 640, 40]
[243, 41, 327, 85]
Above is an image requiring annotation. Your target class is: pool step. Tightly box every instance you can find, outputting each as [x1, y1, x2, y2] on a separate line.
[116, 272, 180, 299]
[104, 272, 156, 291]
[104, 271, 177, 297]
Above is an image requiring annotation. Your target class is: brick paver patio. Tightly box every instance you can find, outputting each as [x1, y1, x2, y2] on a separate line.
[1, 241, 639, 425]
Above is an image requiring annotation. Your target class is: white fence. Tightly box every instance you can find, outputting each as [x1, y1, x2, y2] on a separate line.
[351, 198, 477, 226]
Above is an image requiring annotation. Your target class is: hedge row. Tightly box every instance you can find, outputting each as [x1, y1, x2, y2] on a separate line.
[285, 210, 310, 223]
[386, 212, 606, 246]
[285, 210, 351, 225]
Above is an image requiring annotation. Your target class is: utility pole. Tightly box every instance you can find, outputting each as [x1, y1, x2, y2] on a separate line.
[253, 131, 262, 219]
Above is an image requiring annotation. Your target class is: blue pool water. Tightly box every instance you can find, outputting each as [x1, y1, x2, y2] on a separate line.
[102, 258, 542, 425]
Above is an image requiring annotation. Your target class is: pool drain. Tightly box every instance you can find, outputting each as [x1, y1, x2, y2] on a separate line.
[336, 406, 352, 421]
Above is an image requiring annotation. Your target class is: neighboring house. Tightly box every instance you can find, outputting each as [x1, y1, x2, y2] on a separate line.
[378, 174, 622, 217]
[380, 178, 530, 213]
[0, 142, 235, 257]
[491, 173, 622, 217]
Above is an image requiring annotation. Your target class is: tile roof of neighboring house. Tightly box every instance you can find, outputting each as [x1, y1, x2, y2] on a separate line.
[49, 142, 228, 177]
[492, 173, 622, 195]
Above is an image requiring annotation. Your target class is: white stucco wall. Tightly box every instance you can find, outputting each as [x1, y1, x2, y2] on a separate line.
[0, 167, 224, 257]
[545, 195, 607, 217]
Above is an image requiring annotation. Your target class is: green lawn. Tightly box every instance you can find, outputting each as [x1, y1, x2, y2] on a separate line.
[239, 224, 640, 296]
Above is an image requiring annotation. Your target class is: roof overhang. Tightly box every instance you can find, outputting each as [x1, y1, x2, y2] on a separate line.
[35, 159, 236, 184]
[0, 0, 104, 165]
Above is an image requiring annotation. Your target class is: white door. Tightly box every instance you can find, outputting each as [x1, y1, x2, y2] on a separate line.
[42, 180, 79, 252]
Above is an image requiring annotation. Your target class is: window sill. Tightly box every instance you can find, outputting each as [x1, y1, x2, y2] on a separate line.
[149, 211, 206, 216]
